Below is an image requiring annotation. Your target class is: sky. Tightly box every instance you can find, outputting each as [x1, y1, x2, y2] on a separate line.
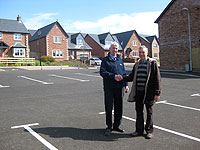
[0, 0, 171, 36]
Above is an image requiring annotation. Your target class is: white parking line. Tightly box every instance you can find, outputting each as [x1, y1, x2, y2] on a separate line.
[49, 74, 90, 82]
[158, 100, 200, 112]
[75, 73, 101, 78]
[18, 76, 53, 85]
[11, 123, 58, 150]
[191, 93, 200, 97]
[99, 112, 200, 142]
[0, 85, 10, 88]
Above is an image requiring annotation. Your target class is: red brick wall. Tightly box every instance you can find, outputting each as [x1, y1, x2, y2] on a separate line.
[0, 32, 28, 57]
[29, 37, 46, 59]
[85, 35, 105, 58]
[157, 0, 200, 70]
[47, 24, 68, 60]
[124, 33, 141, 58]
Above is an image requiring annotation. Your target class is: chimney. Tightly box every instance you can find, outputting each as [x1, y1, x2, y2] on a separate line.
[17, 15, 22, 23]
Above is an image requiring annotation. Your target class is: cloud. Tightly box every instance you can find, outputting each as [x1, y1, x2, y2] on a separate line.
[24, 13, 58, 30]
[65, 11, 161, 35]
[24, 11, 161, 36]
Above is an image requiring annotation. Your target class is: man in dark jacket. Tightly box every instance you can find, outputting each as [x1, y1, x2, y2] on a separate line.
[100, 41, 129, 136]
[120, 45, 161, 139]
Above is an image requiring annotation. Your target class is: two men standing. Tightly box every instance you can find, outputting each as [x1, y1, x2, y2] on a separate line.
[100, 44, 161, 139]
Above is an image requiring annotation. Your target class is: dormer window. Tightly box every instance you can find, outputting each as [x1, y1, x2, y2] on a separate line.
[0, 32, 2, 39]
[14, 33, 22, 40]
[153, 43, 158, 48]
[77, 37, 83, 45]
[53, 36, 61, 43]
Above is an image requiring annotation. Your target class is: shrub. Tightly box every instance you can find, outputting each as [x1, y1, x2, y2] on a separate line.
[40, 56, 55, 62]
[123, 58, 135, 63]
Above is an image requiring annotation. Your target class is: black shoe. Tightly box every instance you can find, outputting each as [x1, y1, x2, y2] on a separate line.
[130, 131, 143, 137]
[104, 128, 112, 136]
[146, 133, 153, 139]
[112, 127, 124, 133]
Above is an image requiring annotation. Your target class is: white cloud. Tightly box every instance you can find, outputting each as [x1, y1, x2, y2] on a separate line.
[65, 11, 161, 36]
[24, 11, 161, 36]
[24, 13, 58, 30]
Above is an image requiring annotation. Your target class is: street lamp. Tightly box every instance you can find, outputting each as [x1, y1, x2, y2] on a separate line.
[182, 7, 192, 72]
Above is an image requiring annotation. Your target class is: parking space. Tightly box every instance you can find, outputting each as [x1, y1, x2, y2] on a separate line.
[0, 68, 200, 150]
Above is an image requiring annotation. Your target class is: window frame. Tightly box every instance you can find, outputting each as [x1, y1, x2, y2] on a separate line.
[14, 33, 22, 40]
[53, 36, 62, 43]
[52, 50, 63, 58]
[13, 48, 25, 57]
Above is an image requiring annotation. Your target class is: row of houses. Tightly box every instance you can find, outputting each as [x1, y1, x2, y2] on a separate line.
[0, 16, 159, 62]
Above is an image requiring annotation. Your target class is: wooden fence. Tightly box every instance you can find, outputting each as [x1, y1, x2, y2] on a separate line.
[0, 58, 35, 65]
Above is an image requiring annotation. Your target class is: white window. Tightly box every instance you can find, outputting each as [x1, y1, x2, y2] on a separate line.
[52, 50, 63, 58]
[13, 48, 25, 57]
[153, 43, 158, 48]
[0, 32, 2, 39]
[153, 52, 158, 58]
[53, 36, 61, 43]
[133, 51, 139, 56]
[14, 33, 22, 40]
[77, 38, 83, 45]
[132, 40, 137, 46]
[104, 41, 112, 49]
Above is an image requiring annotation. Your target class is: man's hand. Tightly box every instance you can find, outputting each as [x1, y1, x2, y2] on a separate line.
[125, 86, 129, 93]
[115, 75, 123, 81]
[154, 95, 160, 102]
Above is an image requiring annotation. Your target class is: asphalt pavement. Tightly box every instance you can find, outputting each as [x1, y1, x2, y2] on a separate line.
[0, 68, 200, 150]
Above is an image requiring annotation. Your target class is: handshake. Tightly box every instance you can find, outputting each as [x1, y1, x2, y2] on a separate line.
[115, 74, 123, 81]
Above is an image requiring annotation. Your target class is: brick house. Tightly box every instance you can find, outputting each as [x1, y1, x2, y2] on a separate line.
[68, 33, 92, 60]
[113, 30, 141, 59]
[85, 32, 122, 58]
[139, 35, 160, 60]
[29, 21, 69, 60]
[0, 16, 30, 58]
[155, 0, 200, 71]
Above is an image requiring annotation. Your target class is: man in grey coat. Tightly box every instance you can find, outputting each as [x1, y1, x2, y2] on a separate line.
[116, 45, 161, 139]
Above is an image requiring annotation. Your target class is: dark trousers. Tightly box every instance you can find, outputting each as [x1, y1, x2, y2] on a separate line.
[104, 87, 123, 129]
[135, 91, 153, 134]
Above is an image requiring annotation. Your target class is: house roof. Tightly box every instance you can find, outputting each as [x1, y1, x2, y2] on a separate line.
[28, 29, 37, 36]
[155, 0, 176, 23]
[12, 42, 26, 48]
[29, 21, 68, 42]
[86, 33, 122, 50]
[0, 18, 29, 33]
[113, 30, 141, 49]
[139, 34, 159, 44]
[68, 32, 92, 50]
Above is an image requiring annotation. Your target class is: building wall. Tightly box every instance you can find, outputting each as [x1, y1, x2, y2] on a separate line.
[47, 24, 68, 60]
[157, 0, 200, 71]
[0, 32, 28, 57]
[85, 35, 105, 58]
[151, 39, 160, 60]
[29, 37, 46, 59]
[124, 33, 141, 59]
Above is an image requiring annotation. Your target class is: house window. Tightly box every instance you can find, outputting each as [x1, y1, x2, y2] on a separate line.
[0, 32, 2, 39]
[77, 37, 83, 45]
[53, 36, 61, 43]
[132, 40, 137, 46]
[133, 51, 139, 56]
[14, 33, 22, 40]
[153, 52, 158, 58]
[153, 43, 158, 48]
[13, 48, 25, 57]
[52, 50, 63, 58]
[104, 40, 112, 49]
